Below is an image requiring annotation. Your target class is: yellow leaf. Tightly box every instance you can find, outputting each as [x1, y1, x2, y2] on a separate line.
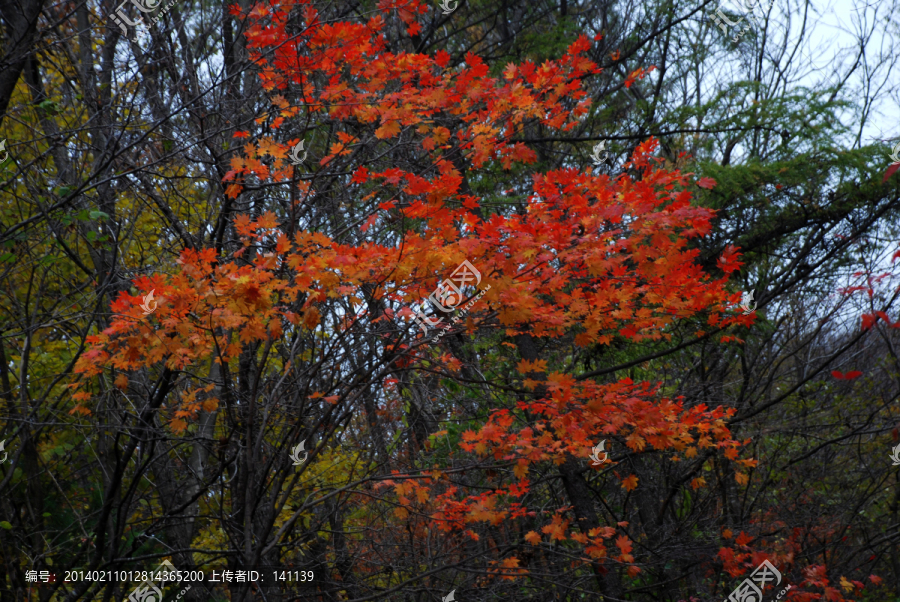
[840, 577, 853, 593]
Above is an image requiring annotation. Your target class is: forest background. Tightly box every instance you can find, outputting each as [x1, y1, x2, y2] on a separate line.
[0, 0, 899, 601]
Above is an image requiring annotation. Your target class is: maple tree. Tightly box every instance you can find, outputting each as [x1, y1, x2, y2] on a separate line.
[0, 0, 897, 600]
[57, 0, 888, 600]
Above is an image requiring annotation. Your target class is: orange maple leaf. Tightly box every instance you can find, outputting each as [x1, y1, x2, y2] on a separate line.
[375, 120, 401, 139]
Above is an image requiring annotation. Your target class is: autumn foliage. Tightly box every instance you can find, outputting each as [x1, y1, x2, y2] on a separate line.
[58, 0, 884, 599]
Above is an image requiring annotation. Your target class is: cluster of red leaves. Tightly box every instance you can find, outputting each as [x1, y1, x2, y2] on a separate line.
[717, 520, 882, 602]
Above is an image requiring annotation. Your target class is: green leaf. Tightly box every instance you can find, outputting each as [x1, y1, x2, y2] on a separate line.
[38, 99, 59, 115]
[89, 210, 110, 221]
[0, 253, 17, 263]
[0, 521, 11, 529]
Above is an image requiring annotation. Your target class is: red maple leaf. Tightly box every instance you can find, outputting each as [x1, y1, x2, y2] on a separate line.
[831, 370, 863, 380]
